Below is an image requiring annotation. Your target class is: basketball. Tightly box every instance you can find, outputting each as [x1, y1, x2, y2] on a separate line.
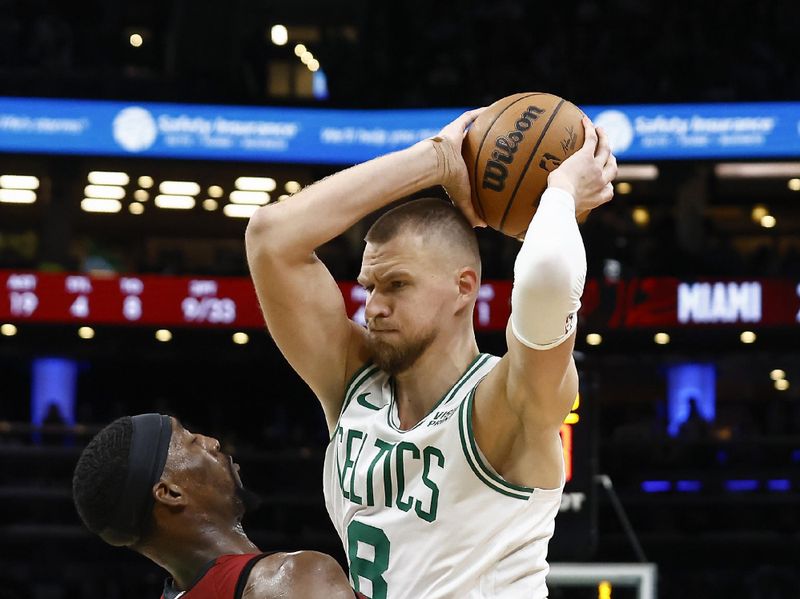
[462, 92, 585, 238]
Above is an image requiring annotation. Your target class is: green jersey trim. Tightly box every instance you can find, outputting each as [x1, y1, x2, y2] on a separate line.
[458, 388, 534, 500]
[442, 353, 493, 406]
[387, 353, 492, 433]
[330, 362, 380, 442]
[341, 362, 379, 414]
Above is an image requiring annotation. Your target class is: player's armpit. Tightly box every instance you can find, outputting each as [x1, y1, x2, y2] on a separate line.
[243, 551, 354, 599]
[246, 214, 369, 431]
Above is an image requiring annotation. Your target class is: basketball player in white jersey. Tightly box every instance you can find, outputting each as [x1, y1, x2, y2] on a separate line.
[245, 109, 616, 598]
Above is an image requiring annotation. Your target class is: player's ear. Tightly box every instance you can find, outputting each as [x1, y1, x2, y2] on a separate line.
[153, 480, 187, 507]
[456, 267, 479, 299]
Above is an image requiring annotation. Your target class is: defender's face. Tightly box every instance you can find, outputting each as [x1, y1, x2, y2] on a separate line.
[166, 419, 244, 516]
[359, 234, 456, 375]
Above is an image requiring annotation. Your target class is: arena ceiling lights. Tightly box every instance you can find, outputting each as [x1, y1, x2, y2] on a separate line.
[82, 171, 128, 213]
[0, 175, 39, 204]
[714, 162, 800, 178]
[88, 171, 129, 186]
[81, 198, 122, 213]
[615, 164, 659, 180]
[223, 204, 259, 218]
[73, 171, 296, 215]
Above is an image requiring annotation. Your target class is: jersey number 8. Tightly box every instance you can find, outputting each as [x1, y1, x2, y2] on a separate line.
[347, 520, 391, 599]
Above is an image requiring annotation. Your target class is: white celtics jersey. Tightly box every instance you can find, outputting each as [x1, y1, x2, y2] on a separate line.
[323, 353, 564, 599]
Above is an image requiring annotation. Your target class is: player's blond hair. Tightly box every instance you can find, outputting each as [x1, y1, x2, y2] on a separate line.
[365, 198, 481, 275]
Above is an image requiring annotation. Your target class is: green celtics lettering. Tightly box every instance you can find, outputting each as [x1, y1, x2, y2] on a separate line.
[334, 427, 444, 523]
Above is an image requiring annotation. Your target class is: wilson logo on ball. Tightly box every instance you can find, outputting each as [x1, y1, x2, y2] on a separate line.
[482, 105, 546, 192]
[462, 92, 584, 237]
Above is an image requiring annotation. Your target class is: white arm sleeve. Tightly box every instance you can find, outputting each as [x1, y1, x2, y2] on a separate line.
[510, 187, 587, 350]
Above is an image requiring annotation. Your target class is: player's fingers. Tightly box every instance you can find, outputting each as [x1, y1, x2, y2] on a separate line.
[460, 190, 488, 227]
[439, 108, 483, 141]
[602, 154, 618, 183]
[463, 106, 487, 123]
[452, 192, 486, 227]
[448, 108, 483, 130]
[458, 107, 487, 137]
[580, 116, 598, 155]
[466, 206, 488, 228]
[595, 127, 612, 166]
[600, 182, 614, 204]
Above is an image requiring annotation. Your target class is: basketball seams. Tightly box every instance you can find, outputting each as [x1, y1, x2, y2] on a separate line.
[472, 93, 543, 225]
[498, 99, 565, 232]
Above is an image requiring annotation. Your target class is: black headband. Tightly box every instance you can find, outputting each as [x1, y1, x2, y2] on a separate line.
[104, 413, 172, 542]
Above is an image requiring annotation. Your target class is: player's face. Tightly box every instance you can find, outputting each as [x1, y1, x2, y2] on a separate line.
[166, 419, 248, 518]
[359, 234, 456, 375]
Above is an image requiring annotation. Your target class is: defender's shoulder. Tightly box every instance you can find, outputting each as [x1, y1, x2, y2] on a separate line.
[243, 551, 353, 599]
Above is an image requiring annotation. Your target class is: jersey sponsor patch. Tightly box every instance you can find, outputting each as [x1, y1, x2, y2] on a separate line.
[426, 406, 457, 427]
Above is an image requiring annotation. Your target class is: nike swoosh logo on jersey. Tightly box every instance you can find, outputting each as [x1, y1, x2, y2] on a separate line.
[357, 392, 381, 411]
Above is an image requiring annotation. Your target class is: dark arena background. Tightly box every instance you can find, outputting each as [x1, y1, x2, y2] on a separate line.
[1, 1, 799, 597]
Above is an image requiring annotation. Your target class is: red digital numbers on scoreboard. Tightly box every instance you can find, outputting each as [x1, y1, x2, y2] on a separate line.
[120, 277, 144, 321]
[65, 275, 92, 319]
[181, 280, 237, 324]
[0, 271, 262, 328]
[7, 273, 39, 318]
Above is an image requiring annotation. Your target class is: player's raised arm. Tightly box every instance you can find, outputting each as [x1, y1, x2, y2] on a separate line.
[475, 118, 616, 489]
[502, 117, 616, 424]
[245, 109, 485, 430]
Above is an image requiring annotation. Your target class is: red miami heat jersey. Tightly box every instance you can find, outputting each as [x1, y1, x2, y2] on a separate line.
[161, 553, 270, 599]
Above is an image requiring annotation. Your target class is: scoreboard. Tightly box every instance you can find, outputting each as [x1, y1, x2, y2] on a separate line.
[3, 271, 260, 327]
[2, 270, 799, 331]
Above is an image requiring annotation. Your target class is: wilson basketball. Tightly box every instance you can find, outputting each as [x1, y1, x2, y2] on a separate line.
[462, 92, 585, 238]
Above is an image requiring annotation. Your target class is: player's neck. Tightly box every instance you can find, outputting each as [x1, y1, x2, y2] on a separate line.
[393, 332, 479, 429]
[139, 522, 259, 590]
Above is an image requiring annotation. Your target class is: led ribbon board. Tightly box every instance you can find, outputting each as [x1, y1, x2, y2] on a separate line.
[1, 97, 799, 162]
[1, 272, 798, 330]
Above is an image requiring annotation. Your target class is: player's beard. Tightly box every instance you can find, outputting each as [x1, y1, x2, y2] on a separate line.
[366, 326, 437, 376]
[235, 485, 263, 518]
[227, 458, 262, 519]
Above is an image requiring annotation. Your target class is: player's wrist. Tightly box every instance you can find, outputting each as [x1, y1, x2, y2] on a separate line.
[540, 186, 577, 213]
[403, 137, 447, 188]
[428, 136, 449, 184]
[546, 175, 576, 200]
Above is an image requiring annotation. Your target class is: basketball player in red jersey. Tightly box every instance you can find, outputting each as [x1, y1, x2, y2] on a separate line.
[72, 413, 355, 598]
